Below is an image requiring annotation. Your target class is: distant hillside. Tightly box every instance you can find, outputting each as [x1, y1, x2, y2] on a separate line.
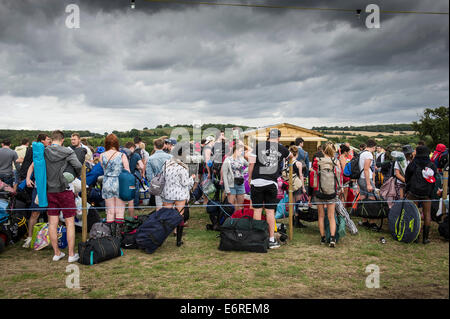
[312, 124, 414, 133]
[0, 124, 253, 151]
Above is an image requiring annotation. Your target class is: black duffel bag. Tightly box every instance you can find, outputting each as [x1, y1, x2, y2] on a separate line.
[78, 236, 123, 265]
[219, 216, 269, 253]
[352, 195, 389, 232]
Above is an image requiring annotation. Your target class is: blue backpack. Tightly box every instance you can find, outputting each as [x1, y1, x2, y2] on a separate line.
[136, 208, 183, 254]
[119, 170, 136, 202]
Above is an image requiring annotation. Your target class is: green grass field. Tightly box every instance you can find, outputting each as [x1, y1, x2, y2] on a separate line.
[0, 207, 448, 299]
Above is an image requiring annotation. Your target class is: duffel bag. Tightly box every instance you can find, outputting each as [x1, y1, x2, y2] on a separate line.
[78, 236, 123, 265]
[388, 199, 421, 243]
[353, 198, 389, 219]
[136, 208, 183, 254]
[219, 216, 269, 253]
[298, 206, 318, 222]
[121, 230, 139, 249]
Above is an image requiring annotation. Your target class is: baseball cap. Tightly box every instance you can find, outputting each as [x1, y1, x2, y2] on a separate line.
[205, 136, 215, 143]
[402, 145, 414, 155]
[269, 128, 282, 139]
[165, 138, 177, 145]
[422, 167, 436, 183]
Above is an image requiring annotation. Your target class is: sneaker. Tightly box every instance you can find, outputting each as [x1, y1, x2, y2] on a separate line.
[369, 223, 380, 232]
[358, 221, 371, 228]
[68, 253, 79, 263]
[269, 239, 280, 249]
[52, 252, 66, 261]
[194, 201, 200, 205]
[320, 236, 326, 245]
[329, 237, 336, 248]
[22, 237, 32, 248]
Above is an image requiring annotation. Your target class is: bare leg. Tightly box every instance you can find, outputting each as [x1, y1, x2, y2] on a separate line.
[236, 194, 245, 211]
[48, 215, 61, 257]
[265, 209, 276, 238]
[65, 216, 76, 257]
[317, 204, 325, 237]
[327, 203, 336, 237]
[27, 211, 40, 237]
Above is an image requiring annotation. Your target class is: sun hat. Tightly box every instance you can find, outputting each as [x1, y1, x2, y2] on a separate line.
[422, 167, 436, 183]
[402, 145, 414, 155]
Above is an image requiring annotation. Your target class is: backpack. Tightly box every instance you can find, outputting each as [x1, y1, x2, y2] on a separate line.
[281, 160, 303, 192]
[89, 222, 111, 240]
[388, 199, 421, 243]
[438, 149, 449, 170]
[324, 213, 346, 243]
[316, 157, 339, 200]
[118, 169, 136, 202]
[344, 150, 368, 179]
[438, 215, 449, 241]
[149, 162, 167, 196]
[408, 162, 435, 198]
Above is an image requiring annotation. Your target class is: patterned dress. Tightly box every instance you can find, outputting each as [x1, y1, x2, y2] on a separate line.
[102, 153, 123, 199]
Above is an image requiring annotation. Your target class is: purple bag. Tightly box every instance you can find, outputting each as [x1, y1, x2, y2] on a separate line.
[244, 172, 250, 194]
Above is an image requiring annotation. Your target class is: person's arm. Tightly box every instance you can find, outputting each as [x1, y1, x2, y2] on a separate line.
[67, 152, 83, 177]
[364, 158, 373, 193]
[122, 153, 130, 173]
[26, 162, 35, 188]
[204, 147, 212, 178]
[222, 160, 231, 194]
[137, 159, 145, 177]
[395, 167, 405, 183]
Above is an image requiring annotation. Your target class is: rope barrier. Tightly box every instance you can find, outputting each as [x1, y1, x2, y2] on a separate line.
[142, 0, 449, 15]
[4, 198, 447, 211]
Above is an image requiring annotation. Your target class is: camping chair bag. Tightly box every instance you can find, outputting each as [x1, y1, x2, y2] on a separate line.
[219, 216, 269, 253]
[353, 198, 389, 219]
[388, 199, 421, 243]
[136, 208, 183, 254]
[78, 236, 123, 265]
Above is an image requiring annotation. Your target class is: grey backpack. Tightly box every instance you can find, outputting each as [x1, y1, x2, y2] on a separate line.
[149, 162, 167, 196]
[89, 222, 111, 240]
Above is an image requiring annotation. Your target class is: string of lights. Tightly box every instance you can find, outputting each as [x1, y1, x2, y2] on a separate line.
[137, 0, 449, 15]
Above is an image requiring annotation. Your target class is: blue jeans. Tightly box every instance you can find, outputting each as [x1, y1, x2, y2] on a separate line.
[0, 174, 14, 187]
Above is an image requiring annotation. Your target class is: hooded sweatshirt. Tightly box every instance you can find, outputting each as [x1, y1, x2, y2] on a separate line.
[45, 144, 82, 193]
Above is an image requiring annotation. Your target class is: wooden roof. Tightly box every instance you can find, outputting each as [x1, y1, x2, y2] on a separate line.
[242, 123, 326, 140]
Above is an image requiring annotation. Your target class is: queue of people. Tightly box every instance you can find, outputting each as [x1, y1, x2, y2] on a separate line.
[0, 128, 448, 260]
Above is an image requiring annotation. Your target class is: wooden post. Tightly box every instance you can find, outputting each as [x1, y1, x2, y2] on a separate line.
[442, 168, 448, 217]
[288, 157, 294, 241]
[81, 163, 88, 242]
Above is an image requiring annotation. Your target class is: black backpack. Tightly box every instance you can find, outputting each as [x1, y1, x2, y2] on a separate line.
[345, 151, 368, 179]
[408, 163, 435, 198]
[438, 215, 449, 241]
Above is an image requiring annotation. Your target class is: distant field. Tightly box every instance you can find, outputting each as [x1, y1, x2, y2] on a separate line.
[324, 131, 416, 139]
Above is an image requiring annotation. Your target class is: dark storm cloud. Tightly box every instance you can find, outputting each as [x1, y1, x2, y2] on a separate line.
[0, 0, 448, 131]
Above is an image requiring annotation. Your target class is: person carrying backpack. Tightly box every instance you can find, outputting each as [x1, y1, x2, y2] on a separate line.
[356, 140, 378, 230]
[405, 145, 438, 244]
[310, 142, 342, 247]
[431, 143, 448, 175]
[393, 145, 415, 199]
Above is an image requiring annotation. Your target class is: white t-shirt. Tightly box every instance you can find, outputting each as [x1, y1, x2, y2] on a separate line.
[394, 160, 410, 185]
[358, 151, 374, 180]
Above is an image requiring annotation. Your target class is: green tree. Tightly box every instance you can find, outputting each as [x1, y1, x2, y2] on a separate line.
[412, 106, 449, 149]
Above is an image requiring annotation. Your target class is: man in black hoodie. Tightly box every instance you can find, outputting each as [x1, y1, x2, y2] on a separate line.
[45, 130, 82, 262]
[405, 145, 438, 244]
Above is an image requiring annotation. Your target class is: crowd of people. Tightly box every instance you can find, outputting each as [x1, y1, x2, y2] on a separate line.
[0, 127, 448, 261]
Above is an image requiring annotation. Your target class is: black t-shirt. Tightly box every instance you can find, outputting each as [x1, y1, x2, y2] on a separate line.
[19, 147, 33, 181]
[251, 141, 290, 182]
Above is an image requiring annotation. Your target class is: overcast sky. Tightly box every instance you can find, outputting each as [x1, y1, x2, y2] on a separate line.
[1, 0, 448, 133]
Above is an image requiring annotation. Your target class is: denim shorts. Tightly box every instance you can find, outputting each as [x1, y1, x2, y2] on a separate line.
[358, 178, 376, 197]
[229, 183, 246, 195]
[162, 198, 176, 204]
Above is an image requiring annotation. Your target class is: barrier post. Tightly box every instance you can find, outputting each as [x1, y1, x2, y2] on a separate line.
[288, 158, 294, 240]
[81, 163, 88, 242]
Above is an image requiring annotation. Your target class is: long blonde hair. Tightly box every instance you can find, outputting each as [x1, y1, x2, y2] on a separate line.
[323, 142, 336, 158]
